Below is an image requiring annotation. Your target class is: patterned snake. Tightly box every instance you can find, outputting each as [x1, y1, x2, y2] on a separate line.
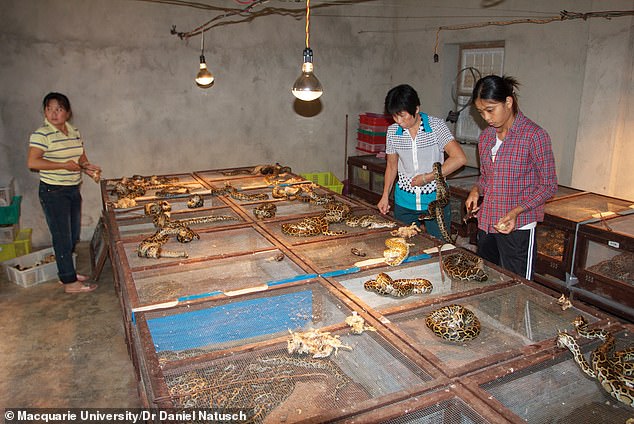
[281, 201, 351, 237]
[253, 203, 277, 219]
[442, 251, 488, 282]
[383, 237, 413, 266]
[137, 200, 237, 259]
[418, 162, 454, 244]
[345, 214, 397, 229]
[425, 304, 481, 342]
[364, 272, 432, 297]
[557, 316, 634, 407]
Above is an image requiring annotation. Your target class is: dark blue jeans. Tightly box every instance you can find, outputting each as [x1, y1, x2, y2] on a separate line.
[39, 182, 82, 283]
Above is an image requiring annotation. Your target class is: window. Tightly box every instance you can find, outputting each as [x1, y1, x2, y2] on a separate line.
[454, 43, 505, 143]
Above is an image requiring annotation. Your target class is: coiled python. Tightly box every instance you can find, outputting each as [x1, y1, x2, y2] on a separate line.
[364, 272, 432, 297]
[253, 203, 277, 220]
[137, 226, 190, 259]
[280, 201, 351, 237]
[281, 216, 346, 237]
[442, 252, 488, 282]
[425, 304, 481, 342]
[418, 162, 454, 244]
[557, 316, 634, 407]
[383, 237, 413, 266]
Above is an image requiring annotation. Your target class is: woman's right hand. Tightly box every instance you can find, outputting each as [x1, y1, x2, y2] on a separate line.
[465, 188, 480, 214]
[377, 196, 390, 215]
[65, 160, 82, 172]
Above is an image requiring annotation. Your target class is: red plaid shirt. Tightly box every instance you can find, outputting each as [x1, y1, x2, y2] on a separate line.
[476, 110, 558, 233]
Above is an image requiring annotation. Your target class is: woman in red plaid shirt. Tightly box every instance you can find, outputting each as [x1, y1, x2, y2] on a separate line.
[465, 75, 557, 280]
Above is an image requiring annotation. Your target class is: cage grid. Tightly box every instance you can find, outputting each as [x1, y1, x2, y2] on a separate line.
[382, 284, 601, 377]
[147, 328, 440, 423]
[334, 387, 510, 424]
[334, 258, 514, 314]
[476, 329, 634, 423]
[544, 193, 633, 224]
[261, 216, 381, 247]
[98, 168, 634, 422]
[102, 172, 200, 202]
[121, 225, 277, 270]
[129, 249, 308, 306]
[114, 207, 245, 240]
[135, 280, 356, 363]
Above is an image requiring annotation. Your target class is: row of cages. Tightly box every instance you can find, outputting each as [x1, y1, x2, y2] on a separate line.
[348, 155, 633, 322]
[99, 166, 633, 423]
[418, 168, 634, 323]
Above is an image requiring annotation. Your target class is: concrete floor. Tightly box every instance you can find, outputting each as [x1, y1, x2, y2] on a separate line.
[0, 241, 141, 408]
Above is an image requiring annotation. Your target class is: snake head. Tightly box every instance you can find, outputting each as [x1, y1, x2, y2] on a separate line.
[556, 331, 574, 349]
[432, 162, 442, 178]
[572, 315, 587, 329]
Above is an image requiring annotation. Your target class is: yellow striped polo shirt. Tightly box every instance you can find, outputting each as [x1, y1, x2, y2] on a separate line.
[29, 119, 84, 186]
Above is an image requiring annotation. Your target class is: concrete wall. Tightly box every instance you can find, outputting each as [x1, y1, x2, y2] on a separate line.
[0, 0, 632, 247]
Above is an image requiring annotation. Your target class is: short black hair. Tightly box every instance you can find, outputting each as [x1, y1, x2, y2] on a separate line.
[42, 92, 72, 113]
[385, 84, 420, 116]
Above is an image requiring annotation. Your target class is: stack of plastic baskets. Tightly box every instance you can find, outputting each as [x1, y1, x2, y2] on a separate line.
[0, 177, 31, 262]
[356, 113, 393, 154]
[300, 172, 344, 194]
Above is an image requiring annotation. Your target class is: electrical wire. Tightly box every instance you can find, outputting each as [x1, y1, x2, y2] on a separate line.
[305, 0, 310, 48]
[433, 9, 634, 60]
[164, 0, 379, 38]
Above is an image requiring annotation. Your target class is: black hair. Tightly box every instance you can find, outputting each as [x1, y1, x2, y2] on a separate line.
[384, 84, 420, 116]
[42, 92, 72, 113]
[472, 75, 520, 114]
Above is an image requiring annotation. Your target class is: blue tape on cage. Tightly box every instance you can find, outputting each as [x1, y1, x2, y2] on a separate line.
[178, 290, 224, 302]
[147, 290, 313, 352]
[320, 267, 361, 278]
[403, 253, 431, 263]
[267, 273, 318, 287]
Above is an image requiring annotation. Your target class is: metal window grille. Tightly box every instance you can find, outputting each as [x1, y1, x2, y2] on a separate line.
[455, 45, 505, 143]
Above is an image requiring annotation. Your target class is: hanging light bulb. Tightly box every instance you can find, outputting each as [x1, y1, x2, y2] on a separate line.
[292, 0, 323, 101]
[292, 48, 323, 101]
[195, 31, 214, 88]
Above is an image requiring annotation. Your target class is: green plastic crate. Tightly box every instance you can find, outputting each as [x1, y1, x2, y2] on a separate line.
[301, 172, 344, 194]
[0, 228, 32, 262]
[0, 195, 21, 225]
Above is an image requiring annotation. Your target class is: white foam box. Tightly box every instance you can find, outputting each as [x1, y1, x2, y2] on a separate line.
[0, 223, 19, 244]
[2, 247, 77, 288]
[0, 177, 15, 207]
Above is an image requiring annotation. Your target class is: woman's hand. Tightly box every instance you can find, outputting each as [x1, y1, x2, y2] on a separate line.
[465, 187, 480, 215]
[65, 160, 82, 172]
[377, 196, 391, 215]
[80, 162, 102, 182]
[412, 173, 431, 186]
[494, 207, 523, 234]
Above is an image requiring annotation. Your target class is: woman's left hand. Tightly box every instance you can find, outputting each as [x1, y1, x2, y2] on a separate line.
[494, 207, 523, 234]
[412, 173, 430, 186]
[82, 163, 102, 182]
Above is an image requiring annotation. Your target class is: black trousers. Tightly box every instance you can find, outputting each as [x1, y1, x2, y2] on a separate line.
[476, 227, 536, 280]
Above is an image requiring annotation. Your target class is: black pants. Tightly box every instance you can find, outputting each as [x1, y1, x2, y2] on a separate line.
[476, 228, 536, 280]
[39, 182, 82, 283]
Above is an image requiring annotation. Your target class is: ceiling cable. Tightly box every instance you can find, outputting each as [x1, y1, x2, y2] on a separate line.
[433, 9, 634, 62]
